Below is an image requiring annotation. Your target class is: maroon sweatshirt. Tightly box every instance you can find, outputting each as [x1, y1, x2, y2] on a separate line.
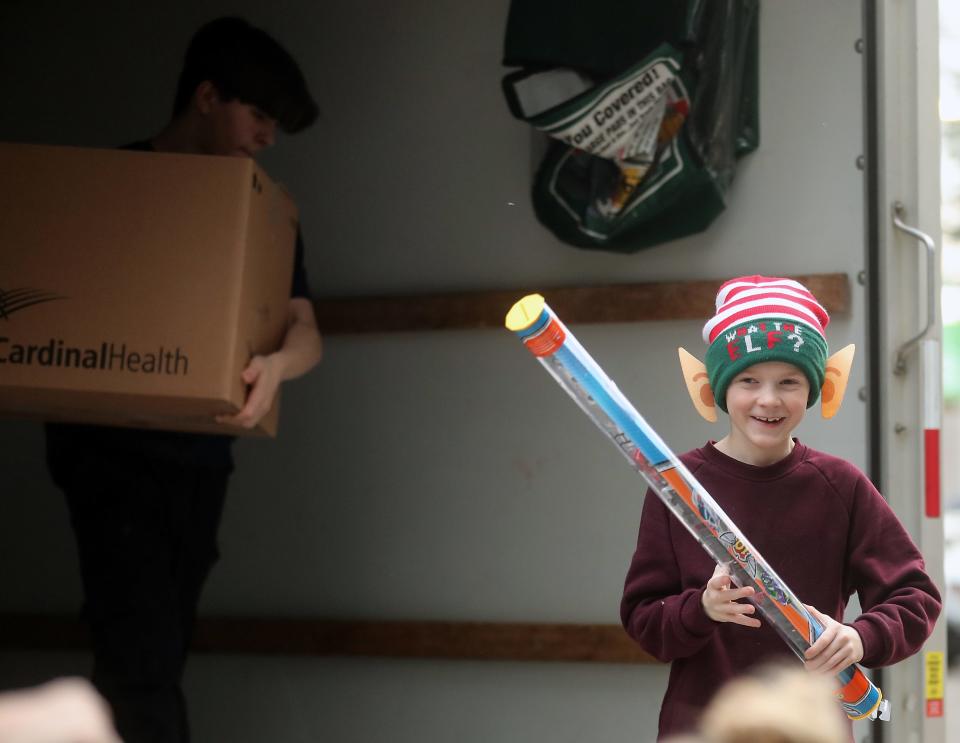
[620, 440, 941, 740]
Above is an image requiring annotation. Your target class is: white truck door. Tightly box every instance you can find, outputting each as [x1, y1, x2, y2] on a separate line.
[867, 1, 946, 741]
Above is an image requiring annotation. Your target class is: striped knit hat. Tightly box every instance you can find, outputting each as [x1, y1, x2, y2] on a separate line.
[703, 276, 830, 412]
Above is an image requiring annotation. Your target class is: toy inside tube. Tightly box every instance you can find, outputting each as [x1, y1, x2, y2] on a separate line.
[505, 293, 890, 722]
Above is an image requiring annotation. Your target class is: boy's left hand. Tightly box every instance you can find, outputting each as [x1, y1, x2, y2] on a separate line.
[216, 354, 282, 429]
[802, 604, 864, 676]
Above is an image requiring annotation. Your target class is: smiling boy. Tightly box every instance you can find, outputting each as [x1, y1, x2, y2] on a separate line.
[620, 276, 941, 741]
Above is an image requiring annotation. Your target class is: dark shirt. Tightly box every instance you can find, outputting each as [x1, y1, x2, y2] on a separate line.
[620, 440, 941, 740]
[45, 140, 311, 473]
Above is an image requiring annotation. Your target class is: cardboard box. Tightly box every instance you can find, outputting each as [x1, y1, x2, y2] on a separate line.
[0, 142, 298, 436]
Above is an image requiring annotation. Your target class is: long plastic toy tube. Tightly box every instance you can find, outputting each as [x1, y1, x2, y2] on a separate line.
[505, 294, 890, 722]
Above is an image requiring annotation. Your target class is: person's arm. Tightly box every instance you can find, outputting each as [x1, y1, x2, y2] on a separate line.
[217, 296, 323, 429]
[620, 488, 720, 661]
[843, 472, 942, 668]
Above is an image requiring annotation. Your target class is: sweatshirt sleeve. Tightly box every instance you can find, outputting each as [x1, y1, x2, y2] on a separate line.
[620, 488, 718, 662]
[844, 472, 942, 668]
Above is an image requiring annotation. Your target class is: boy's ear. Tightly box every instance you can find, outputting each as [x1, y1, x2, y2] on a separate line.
[678, 347, 717, 422]
[821, 344, 855, 419]
[194, 80, 221, 114]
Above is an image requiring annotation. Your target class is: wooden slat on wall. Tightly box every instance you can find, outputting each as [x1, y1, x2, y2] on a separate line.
[314, 273, 850, 334]
[0, 615, 654, 664]
[193, 619, 654, 663]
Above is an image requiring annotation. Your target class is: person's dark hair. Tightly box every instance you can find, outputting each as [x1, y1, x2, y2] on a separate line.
[172, 16, 318, 133]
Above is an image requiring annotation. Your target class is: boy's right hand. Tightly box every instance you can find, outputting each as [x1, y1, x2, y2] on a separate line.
[701, 564, 761, 627]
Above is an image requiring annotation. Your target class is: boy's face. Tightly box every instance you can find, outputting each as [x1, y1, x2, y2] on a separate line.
[723, 361, 810, 464]
[198, 85, 278, 158]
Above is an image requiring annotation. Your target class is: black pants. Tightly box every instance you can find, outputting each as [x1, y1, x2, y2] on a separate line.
[60, 453, 230, 743]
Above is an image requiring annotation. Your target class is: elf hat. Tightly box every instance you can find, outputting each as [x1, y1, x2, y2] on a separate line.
[677, 275, 855, 422]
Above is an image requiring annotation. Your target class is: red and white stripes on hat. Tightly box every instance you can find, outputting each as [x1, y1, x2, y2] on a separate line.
[702, 275, 830, 345]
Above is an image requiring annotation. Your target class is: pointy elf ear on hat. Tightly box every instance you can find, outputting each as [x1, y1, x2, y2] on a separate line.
[679, 347, 718, 422]
[820, 343, 855, 419]
[677, 344, 856, 422]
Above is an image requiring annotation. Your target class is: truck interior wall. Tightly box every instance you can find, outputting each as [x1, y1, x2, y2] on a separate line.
[0, 1, 866, 741]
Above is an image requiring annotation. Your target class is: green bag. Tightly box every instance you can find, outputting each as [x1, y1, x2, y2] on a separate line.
[502, 1, 759, 252]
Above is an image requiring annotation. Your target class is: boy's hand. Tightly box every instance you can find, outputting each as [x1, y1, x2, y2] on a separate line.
[701, 563, 761, 627]
[803, 604, 864, 676]
[216, 354, 282, 429]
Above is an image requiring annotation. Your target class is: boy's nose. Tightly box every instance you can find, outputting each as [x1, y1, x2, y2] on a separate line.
[757, 385, 780, 404]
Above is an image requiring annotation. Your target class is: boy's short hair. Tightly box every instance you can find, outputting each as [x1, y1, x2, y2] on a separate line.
[697, 663, 847, 743]
[172, 16, 319, 133]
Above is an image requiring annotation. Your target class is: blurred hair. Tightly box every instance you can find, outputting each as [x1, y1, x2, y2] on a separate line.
[172, 16, 318, 133]
[696, 664, 847, 743]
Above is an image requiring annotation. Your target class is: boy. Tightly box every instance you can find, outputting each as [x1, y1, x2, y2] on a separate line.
[620, 275, 941, 740]
[44, 17, 322, 743]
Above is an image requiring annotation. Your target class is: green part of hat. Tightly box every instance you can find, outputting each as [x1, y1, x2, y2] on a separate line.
[705, 318, 828, 413]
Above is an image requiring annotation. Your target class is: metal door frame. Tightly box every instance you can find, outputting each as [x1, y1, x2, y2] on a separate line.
[863, 1, 946, 741]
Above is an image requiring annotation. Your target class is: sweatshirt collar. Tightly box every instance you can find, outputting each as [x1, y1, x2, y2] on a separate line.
[700, 438, 807, 481]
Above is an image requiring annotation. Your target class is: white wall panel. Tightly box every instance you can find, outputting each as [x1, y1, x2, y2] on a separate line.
[0, 2, 868, 741]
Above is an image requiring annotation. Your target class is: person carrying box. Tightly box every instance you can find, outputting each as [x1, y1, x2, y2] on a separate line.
[44, 17, 322, 743]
